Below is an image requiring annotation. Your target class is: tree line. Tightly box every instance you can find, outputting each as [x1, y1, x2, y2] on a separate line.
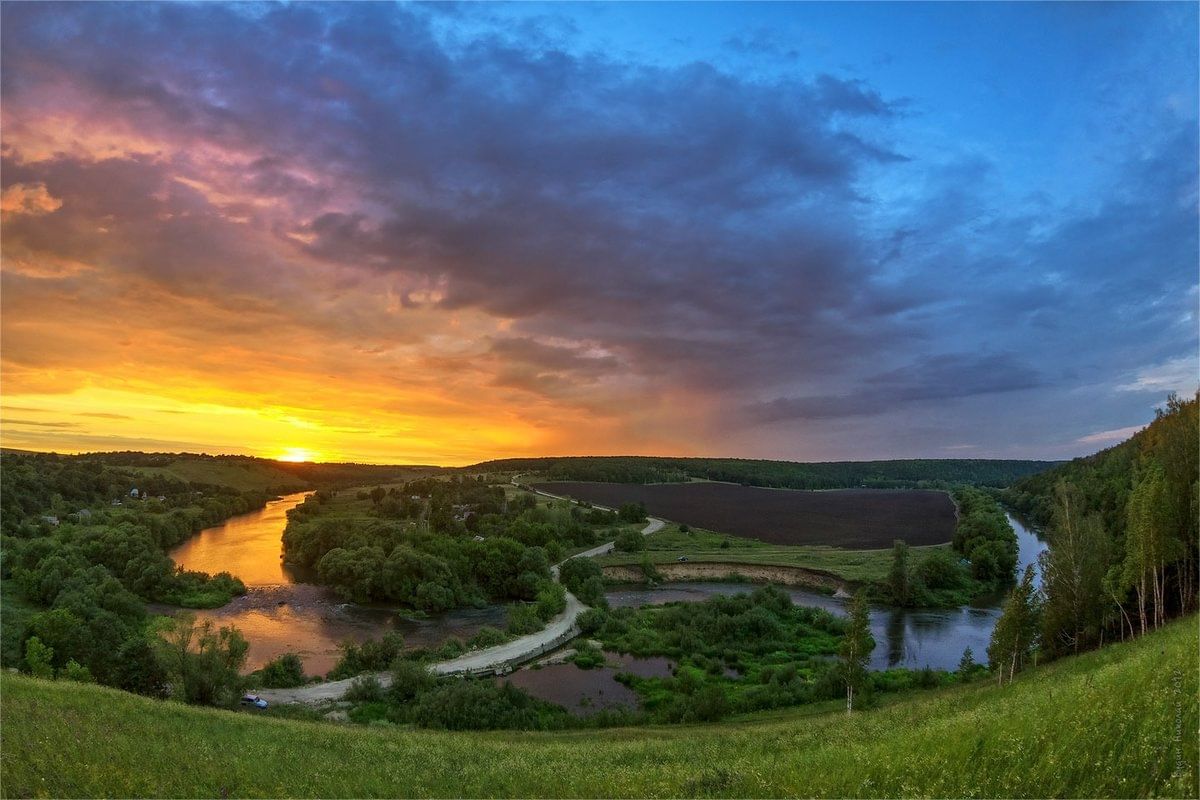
[475, 456, 1057, 489]
[990, 393, 1198, 682]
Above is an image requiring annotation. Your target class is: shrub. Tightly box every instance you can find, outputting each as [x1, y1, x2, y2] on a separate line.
[534, 580, 566, 621]
[256, 653, 306, 688]
[617, 502, 648, 523]
[614, 529, 646, 553]
[24, 636, 54, 679]
[327, 632, 405, 680]
[60, 659, 94, 683]
[506, 603, 542, 635]
[387, 659, 435, 705]
[411, 679, 566, 731]
[577, 608, 608, 635]
[571, 640, 605, 669]
[345, 673, 385, 703]
[467, 626, 509, 650]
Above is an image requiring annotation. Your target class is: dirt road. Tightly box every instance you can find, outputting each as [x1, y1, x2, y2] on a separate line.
[254, 494, 663, 705]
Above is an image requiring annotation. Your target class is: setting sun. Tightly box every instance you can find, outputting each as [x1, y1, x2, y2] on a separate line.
[276, 447, 317, 463]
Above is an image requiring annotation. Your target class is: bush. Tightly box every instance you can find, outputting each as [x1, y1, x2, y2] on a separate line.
[467, 626, 509, 650]
[256, 653, 306, 688]
[345, 673, 385, 703]
[411, 679, 567, 731]
[534, 580, 566, 621]
[571, 640, 605, 669]
[559, 557, 607, 606]
[24, 636, 54, 679]
[576, 608, 608, 636]
[60, 659, 94, 683]
[617, 502, 648, 523]
[614, 529, 646, 553]
[506, 603, 542, 635]
[327, 632, 405, 680]
[387, 659, 435, 705]
[435, 637, 465, 659]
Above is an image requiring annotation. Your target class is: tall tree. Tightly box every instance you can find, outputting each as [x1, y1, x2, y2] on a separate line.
[839, 591, 873, 713]
[1124, 462, 1179, 633]
[1040, 482, 1110, 654]
[987, 565, 1041, 684]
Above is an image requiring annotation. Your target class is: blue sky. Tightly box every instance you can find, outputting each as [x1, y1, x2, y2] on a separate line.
[0, 2, 1196, 463]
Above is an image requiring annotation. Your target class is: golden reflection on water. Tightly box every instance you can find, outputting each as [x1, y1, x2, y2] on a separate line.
[169, 492, 311, 586]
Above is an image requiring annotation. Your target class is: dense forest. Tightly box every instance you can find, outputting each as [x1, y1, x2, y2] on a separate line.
[478, 456, 1055, 489]
[0, 452, 271, 700]
[991, 393, 1198, 674]
[280, 478, 634, 613]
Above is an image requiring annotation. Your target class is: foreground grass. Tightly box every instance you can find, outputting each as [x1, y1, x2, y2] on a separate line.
[3, 618, 1196, 798]
[596, 523, 953, 584]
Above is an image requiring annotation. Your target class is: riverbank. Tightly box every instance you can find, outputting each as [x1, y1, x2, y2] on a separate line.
[601, 561, 845, 593]
[253, 516, 665, 703]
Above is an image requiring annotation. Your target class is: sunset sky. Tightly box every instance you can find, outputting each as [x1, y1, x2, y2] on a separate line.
[1, 2, 1196, 465]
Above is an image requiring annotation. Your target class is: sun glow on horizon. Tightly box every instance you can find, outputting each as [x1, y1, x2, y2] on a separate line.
[276, 447, 318, 463]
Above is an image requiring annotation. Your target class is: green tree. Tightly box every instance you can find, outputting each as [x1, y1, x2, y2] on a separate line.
[59, 659, 94, 683]
[887, 540, 910, 606]
[1123, 462, 1180, 633]
[257, 653, 306, 688]
[617, 502, 647, 523]
[1040, 482, 1110, 655]
[987, 565, 1041, 685]
[838, 591, 873, 713]
[957, 647, 976, 675]
[157, 614, 249, 706]
[614, 528, 646, 553]
[24, 636, 54, 679]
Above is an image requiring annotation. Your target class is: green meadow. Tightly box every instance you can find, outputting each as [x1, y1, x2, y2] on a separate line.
[2, 616, 1194, 798]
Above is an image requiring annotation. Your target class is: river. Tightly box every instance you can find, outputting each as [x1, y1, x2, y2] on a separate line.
[169, 495, 1047, 678]
[168, 493, 508, 674]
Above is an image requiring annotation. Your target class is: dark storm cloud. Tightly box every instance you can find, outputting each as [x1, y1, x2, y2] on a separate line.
[748, 353, 1044, 422]
[1, 2, 1195, 459]
[2, 2, 911, 392]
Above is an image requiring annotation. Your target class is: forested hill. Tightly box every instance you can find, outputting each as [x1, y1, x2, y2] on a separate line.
[469, 456, 1057, 489]
[1002, 393, 1197, 656]
[1003, 394, 1198, 532]
[14, 451, 448, 493]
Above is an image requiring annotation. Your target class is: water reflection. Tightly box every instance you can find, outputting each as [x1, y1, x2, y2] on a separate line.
[169, 494, 1046, 679]
[605, 513, 1046, 672]
[167, 492, 510, 674]
[170, 492, 313, 586]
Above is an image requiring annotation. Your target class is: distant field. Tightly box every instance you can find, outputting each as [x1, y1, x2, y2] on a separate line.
[594, 522, 951, 583]
[533, 482, 956, 548]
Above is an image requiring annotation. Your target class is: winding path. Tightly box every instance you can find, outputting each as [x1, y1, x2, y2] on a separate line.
[254, 482, 663, 705]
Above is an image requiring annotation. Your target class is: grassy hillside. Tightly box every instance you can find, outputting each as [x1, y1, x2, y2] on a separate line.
[2, 617, 1194, 798]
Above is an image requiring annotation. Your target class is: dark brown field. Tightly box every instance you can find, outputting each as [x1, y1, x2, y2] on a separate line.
[531, 482, 957, 549]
